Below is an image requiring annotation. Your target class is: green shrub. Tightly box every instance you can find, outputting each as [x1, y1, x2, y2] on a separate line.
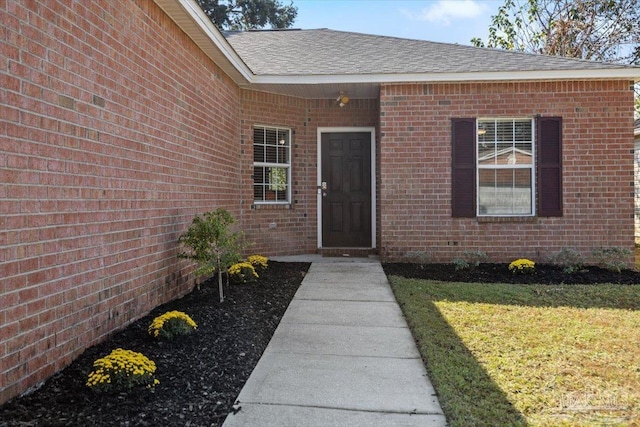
[148, 311, 197, 340]
[405, 251, 431, 265]
[178, 209, 246, 302]
[452, 250, 489, 271]
[591, 246, 632, 273]
[546, 248, 585, 274]
[86, 349, 158, 393]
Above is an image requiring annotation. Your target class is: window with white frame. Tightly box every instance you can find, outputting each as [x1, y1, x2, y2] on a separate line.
[253, 126, 291, 203]
[477, 118, 534, 216]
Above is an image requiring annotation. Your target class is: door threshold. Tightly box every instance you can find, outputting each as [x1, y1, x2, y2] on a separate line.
[319, 248, 378, 258]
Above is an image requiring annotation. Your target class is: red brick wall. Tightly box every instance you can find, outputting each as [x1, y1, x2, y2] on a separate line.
[379, 81, 635, 263]
[239, 92, 379, 255]
[1, 0, 241, 403]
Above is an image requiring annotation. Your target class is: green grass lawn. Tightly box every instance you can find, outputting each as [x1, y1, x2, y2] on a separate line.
[389, 278, 640, 427]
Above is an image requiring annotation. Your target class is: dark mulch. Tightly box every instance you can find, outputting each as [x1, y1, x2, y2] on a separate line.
[0, 261, 310, 427]
[382, 262, 640, 285]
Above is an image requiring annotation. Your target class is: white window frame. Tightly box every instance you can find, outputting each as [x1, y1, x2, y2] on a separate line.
[253, 125, 292, 204]
[476, 118, 536, 217]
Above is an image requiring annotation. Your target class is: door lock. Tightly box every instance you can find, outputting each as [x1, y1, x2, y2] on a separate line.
[321, 181, 327, 190]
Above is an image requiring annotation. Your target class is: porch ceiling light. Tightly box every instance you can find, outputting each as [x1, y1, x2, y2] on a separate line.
[337, 91, 350, 107]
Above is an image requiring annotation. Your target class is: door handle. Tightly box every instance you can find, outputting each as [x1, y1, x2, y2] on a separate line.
[318, 181, 328, 196]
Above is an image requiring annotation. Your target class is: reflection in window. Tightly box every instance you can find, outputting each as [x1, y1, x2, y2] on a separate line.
[477, 119, 534, 215]
[253, 126, 291, 203]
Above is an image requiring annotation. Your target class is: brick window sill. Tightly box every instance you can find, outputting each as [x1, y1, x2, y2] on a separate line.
[252, 203, 291, 210]
[477, 216, 537, 224]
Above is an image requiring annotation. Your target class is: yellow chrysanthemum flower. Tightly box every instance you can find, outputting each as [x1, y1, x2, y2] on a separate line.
[247, 255, 269, 270]
[148, 311, 197, 340]
[508, 258, 535, 274]
[86, 348, 157, 393]
[228, 262, 258, 284]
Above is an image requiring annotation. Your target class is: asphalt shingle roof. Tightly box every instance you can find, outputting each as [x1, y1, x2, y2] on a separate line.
[224, 28, 633, 76]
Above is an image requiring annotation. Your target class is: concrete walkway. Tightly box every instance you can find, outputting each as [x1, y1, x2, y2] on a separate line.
[222, 258, 447, 427]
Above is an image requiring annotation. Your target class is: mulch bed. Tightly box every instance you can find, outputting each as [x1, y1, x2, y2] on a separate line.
[3, 260, 639, 427]
[382, 262, 640, 285]
[0, 261, 310, 427]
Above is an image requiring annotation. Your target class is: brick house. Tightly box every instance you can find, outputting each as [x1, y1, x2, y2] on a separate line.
[635, 118, 640, 242]
[1, 0, 639, 403]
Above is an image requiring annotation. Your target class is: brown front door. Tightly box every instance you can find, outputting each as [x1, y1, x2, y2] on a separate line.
[321, 132, 372, 247]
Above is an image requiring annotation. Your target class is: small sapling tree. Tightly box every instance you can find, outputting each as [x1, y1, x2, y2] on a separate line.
[178, 209, 244, 302]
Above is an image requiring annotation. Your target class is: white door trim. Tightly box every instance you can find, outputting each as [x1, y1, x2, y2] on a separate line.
[317, 127, 376, 249]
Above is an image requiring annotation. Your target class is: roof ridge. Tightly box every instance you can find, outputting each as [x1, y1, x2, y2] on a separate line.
[246, 28, 304, 32]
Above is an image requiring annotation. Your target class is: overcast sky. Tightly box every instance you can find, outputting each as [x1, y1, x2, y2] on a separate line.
[293, 0, 503, 45]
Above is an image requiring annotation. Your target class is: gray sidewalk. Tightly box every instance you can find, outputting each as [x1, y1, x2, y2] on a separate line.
[222, 259, 446, 427]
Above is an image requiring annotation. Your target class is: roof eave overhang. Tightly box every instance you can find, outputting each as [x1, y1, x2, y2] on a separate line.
[155, 0, 639, 97]
[252, 69, 640, 85]
[153, 0, 253, 84]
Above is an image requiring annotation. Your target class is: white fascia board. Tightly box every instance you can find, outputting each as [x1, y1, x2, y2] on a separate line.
[171, 0, 254, 82]
[252, 68, 640, 85]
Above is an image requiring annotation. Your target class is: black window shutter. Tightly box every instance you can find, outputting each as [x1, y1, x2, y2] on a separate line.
[451, 118, 476, 217]
[537, 117, 563, 217]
